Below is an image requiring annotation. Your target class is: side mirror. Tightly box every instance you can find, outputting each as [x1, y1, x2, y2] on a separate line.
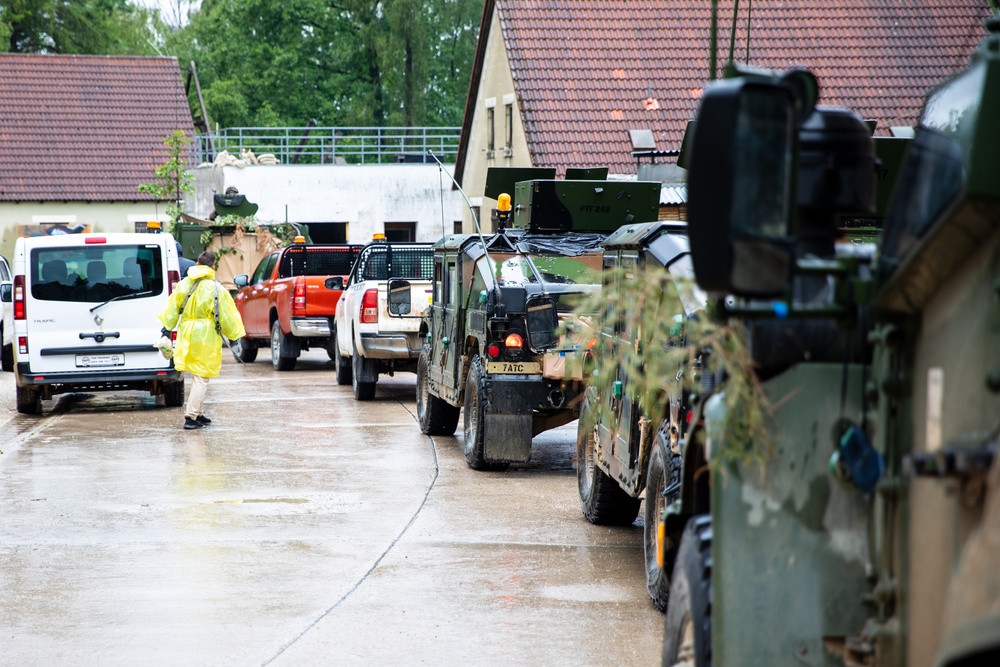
[525, 296, 559, 352]
[387, 278, 411, 316]
[324, 276, 345, 291]
[234, 274, 249, 288]
[0, 281, 11, 303]
[687, 73, 810, 297]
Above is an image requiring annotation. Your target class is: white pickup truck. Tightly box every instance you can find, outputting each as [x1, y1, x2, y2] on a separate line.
[333, 240, 434, 400]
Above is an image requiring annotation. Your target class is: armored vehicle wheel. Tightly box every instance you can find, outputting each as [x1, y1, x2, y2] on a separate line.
[662, 515, 712, 667]
[163, 379, 185, 407]
[270, 320, 297, 371]
[16, 385, 41, 415]
[576, 408, 640, 525]
[463, 357, 508, 471]
[645, 441, 682, 611]
[417, 348, 459, 435]
[232, 337, 258, 363]
[333, 331, 352, 385]
[352, 340, 377, 400]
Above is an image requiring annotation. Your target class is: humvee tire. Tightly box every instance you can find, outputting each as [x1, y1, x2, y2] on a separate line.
[645, 440, 681, 611]
[576, 397, 641, 525]
[462, 357, 507, 471]
[662, 515, 712, 667]
[417, 348, 459, 435]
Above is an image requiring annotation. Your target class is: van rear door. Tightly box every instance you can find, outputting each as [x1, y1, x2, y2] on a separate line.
[24, 239, 172, 374]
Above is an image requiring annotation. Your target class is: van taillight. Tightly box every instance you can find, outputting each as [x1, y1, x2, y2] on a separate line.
[361, 289, 379, 323]
[13, 275, 25, 320]
[18, 336, 28, 355]
[168, 270, 180, 294]
[84, 237, 107, 244]
[293, 278, 306, 315]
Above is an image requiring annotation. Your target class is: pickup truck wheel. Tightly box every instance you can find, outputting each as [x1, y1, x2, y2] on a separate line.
[645, 439, 681, 611]
[232, 337, 258, 363]
[16, 385, 41, 415]
[333, 331, 352, 385]
[2, 340, 13, 372]
[352, 340, 376, 400]
[577, 400, 641, 525]
[463, 357, 508, 471]
[163, 378, 185, 407]
[662, 516, 712, 667]
[417, 348, 459, 435]
[270, 320, 297, 371]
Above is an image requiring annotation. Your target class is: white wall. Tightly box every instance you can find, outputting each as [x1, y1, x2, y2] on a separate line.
[190, 163, 466, 244]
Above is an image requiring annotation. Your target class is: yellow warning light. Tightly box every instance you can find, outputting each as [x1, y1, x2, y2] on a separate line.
[293, 235, 307, 244]
[373, 232, 386, 241]
[146, 220, 162, 231]
[497, 193, 512, 212]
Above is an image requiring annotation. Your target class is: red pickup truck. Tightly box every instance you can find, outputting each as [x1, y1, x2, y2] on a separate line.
[231, 243, 360, 370]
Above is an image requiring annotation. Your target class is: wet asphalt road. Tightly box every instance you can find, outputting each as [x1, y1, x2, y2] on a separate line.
[0, 349, 662, 666]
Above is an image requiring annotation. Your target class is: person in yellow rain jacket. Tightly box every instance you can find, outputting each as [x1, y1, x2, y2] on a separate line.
[159, 251, 246, 430]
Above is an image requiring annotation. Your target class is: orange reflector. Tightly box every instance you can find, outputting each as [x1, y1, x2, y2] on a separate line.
[504, 333, 523, 349]
[656, 521, 666, 569]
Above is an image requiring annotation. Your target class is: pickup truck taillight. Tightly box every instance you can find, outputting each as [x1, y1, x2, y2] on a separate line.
[293, 278, 307, 315]
[361, 288, 379, 323]
[13, 275, 25, 320]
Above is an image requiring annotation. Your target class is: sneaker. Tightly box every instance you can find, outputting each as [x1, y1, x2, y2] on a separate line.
[196, 415, 212, 425]
[183, 417, 204, 430]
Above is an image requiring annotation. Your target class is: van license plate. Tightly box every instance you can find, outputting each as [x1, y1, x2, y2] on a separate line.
[76, 354, 125, 368]
[486, 361, 540, 374]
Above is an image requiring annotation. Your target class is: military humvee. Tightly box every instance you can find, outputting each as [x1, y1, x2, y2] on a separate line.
[412, 167, 660, 470]
[575, 220, 705, 610]
[662, 14, 1000, 667]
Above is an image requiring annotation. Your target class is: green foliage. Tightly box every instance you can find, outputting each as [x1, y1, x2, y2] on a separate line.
[137, 130, 195, 236]
[1, 0, 159, 54]
[571, 266, 775, 469]
[199, 216, 300, 266]
[162, 0, 479, 129]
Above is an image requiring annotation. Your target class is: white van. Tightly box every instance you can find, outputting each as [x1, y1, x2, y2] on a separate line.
[10, 232, 185, 414]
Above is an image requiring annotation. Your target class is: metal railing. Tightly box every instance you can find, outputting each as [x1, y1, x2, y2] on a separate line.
[196, 126, 462, 166]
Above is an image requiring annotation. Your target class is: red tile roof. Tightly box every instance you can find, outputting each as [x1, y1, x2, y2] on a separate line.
[457, 0, 993, 180]
[0, 54, 196, 202]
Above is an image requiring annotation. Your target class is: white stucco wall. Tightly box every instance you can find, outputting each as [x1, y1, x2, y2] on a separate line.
[0, 203, 169, 261]
[190, 163, 466, 244]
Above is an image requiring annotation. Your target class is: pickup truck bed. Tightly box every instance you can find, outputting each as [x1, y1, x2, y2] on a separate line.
[333, 241, 434, 399]
[233, 243, 360, 370]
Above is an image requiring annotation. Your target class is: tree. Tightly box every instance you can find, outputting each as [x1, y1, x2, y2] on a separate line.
[137, 130, 195, 235]
[1, 0, 159, 55]
[166, 0, 478, 128]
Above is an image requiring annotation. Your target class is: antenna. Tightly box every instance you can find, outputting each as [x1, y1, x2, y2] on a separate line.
[427, 151, 503, 300]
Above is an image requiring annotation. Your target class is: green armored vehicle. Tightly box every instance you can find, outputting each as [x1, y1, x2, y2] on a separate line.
[412, 167, 660, 470]
[575, 220, 706, 610]
[662, 15, 1000, 667]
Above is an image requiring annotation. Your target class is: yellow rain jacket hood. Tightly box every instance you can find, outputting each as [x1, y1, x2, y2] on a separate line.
[158, 265, 246, 378]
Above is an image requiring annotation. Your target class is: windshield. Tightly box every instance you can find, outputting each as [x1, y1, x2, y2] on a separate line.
[486, 252, 603, 287]
[30, 244, 164, 303]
